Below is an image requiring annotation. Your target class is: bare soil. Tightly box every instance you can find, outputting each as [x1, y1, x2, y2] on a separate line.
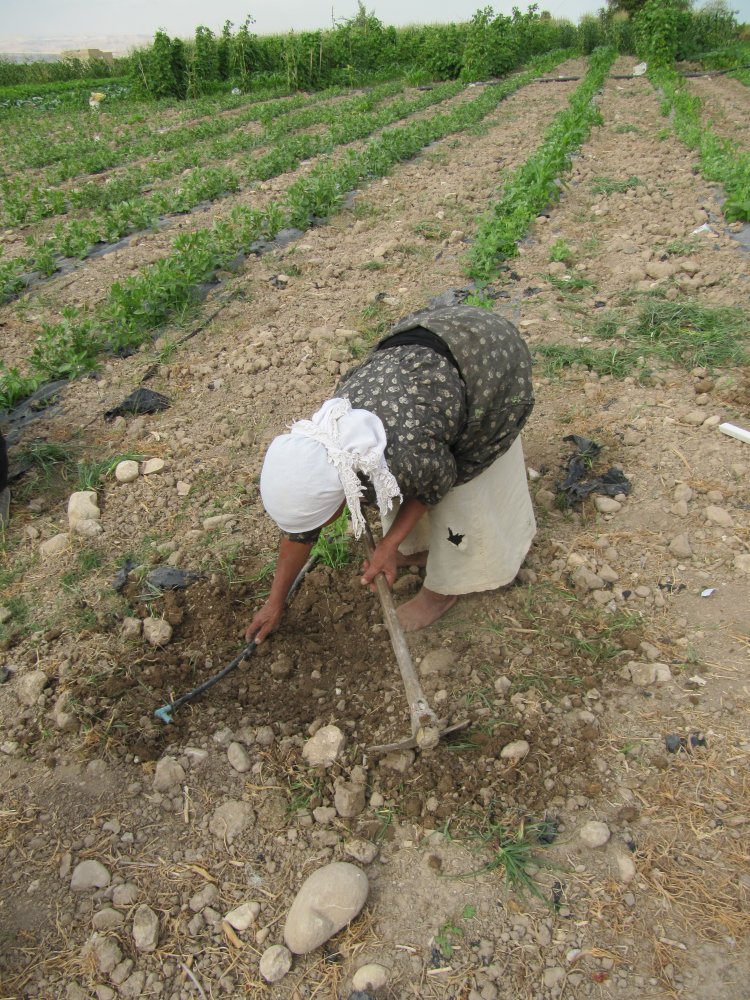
[0, 59, 748, 1000]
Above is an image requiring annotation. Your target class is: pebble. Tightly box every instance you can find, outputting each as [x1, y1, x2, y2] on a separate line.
[68, 491, 103, 537]
[141, 458, 166, 475]
[622, 661, 672, 686]
[284, 862, 369, 954]
[735, 554, 750, 574]
[255, 725, 275, 747]
[132, 904, 159, 952]
[115, 461, 139, 483]
[352, 963, 389, 991]
[112, 883, 139, 907]
[227, 742, 252, 773]
[705, 505, 733, 528]
[335, 780, 366, 818]
[344, 839, 379, 864]
[616, 854, 636, 883]
[153, 756, 185, 793]
[302, 725, 347, 767]
[189, 884, 218, 912]
[202, 513, 235, 530]
[121, 617, 142, 639]
[87, 934, 121, 974]
[572, 567, 605, 591]
[500, 740, 530, 762]
[418, 648, 456, 676]
[259, 944, 292, 983]
[594, 497, 621, 514]
[71, 860, 111, 892]
[142, 617, 173, 647]
[543, 967, 566, 989]
[40, 532, 70, 557]
[224, 901, 261, 931]
[15, 669, 48, 706]
[668, 533, 693, 558]
[92, 908, 124, 931]
[579, 821, 611, 848]
[209, 799, 255, 842]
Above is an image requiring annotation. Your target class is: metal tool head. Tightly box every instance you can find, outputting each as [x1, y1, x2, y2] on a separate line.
[368, 719, 470, 755]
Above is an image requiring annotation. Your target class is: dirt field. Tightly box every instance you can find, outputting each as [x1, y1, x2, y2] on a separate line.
[0, 57, 748, 1000]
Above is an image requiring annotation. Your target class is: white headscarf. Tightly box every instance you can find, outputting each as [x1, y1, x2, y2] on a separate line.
[260, 398, 402, 539]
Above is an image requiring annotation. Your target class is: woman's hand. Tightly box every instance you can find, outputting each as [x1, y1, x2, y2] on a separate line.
[361, 538, 398, 591]
[245, 601, 284, 644]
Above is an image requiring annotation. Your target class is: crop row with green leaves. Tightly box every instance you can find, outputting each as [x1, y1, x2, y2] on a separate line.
[0, 50, 571, 411]
[0, 87, 369, 225]
[468, 46, 617, 283]
[651, 66, 750, 223]
[0, 81, 467, 300]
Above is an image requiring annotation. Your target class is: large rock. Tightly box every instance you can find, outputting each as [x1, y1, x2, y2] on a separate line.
[153, 756, 185, 793]
[68, 490, 103, 537]
[132, 904, 159, 952]
[418, 648, 456, 677]
[302, 725, 346, 767]
[284, 862, 368, 955]
[71, 860, 111, 892]
[16, 669, 48, 706]
[209, 800, 255, 842]
[259, 944, 292, 983]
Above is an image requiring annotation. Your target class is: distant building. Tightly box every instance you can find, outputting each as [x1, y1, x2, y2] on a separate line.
[60, 48, 114, 65]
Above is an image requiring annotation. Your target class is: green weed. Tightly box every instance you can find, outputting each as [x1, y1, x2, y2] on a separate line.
[549, 238, 573, 263]
[590, 175, 641, 195]
[311, 509, 351, 569]
[76, 452, 144, 491]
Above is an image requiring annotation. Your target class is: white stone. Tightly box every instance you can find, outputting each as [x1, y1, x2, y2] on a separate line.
[71, 860, 111, 892]
[616, 853, 636, 883]
[141, 458, 166, 475]
[176, 480, 191, 497]
[115, 461, 139, 483]
[594, 497, 622, 514]
[203, 513, 235, 530]
[259, 944, 292, 983]
[68, 491, 100, 531]
[73, 517, 103, 538]
[302, 725, 346, 767]
[622, 661, 672, 686]
[735, 554, 750, 574]
[579, 821, 610, 848]
[16, 669, 48, 706]
[500, 740, 530, 761]
[132, 904, 159, 952]
[209, 800, 255, 842]
[153, 756, 185, 792]
[92, 908, 124, 932]
[227, 742, 252, 772]
[284, 862, 368, 954]
[352, 963, 389, 991]
[143, 617, 172, 647]
[224, 901, 261, 931]
[40, 532, 70, 557]
[494, 676, 511, 697]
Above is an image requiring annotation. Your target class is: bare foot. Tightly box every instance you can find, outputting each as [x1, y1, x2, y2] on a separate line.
[395, 550, 428, 569]
[396, 586, 457, 632]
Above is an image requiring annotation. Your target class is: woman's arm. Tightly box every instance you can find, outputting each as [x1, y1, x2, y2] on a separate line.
[245, 537, 313, 643]
[361, 497, 428, 589]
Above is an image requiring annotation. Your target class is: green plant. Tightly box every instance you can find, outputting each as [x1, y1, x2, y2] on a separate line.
[544, 272, 595, 294]
[311, 509, 351, 569]
[549, 238, 573, 263]
[76, 452, 144, 491]
[590, 174, 641, 195]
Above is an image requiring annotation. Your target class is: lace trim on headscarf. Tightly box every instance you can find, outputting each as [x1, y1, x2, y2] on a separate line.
[288, 398, 401, 538]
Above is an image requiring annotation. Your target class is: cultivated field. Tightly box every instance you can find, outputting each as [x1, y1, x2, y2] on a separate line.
[0, 50, 749, 1000]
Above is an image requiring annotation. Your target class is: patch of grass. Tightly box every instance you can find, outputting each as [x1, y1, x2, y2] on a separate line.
[597, 299, 748, 370]
[549, 238, 574, 263]
[544, 272, 595, 294]
[311, 509, 351, 569]
[613, 123, 640, 134]
[18, 440, 77, 479]
[590, 175, 642, 195]
[412, 219, 448, 241]
[76, 451, 144, 491]
[360, 260, 386, 271]
[663, 237, 700, 257]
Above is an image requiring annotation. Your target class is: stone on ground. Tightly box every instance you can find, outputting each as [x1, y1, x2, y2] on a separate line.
[71, 860, 111, 892]
[500, 740, 530, 761]
[224, 901, 261, 931]
[153, 756, 185, 793]
[227, 741, 252, 772]
[142, 617, 173, 646]
[68, 490, 103, 537]
[259, 944, 293, 983]
[114, 460, 139, 483]
[40, 532, 70, 557]
[16, 669, 48, 706]
[209, 800, 255, 842]
[284, 862, 369, 954]
[579, 821, 611, 848]
[352, 963, 389, 991]
[302, 725, 346, 767]
[132, 904, 159, 952]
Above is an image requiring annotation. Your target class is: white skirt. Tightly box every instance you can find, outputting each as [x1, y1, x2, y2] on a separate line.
[382, 436, 537, 596]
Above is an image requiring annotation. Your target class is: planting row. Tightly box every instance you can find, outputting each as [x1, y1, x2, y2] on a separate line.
[0, 51, 573, 410]
[0, 81, 469, 301]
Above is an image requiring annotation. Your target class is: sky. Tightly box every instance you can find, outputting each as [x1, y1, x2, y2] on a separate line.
[2, 0, 749, 51]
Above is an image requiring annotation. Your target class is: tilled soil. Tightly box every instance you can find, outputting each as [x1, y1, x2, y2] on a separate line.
[0, 58, 749, 1000]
